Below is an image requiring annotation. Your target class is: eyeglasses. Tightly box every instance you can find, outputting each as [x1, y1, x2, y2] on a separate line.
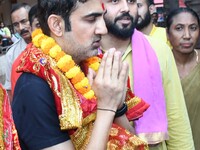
[12, 19, 29, 28]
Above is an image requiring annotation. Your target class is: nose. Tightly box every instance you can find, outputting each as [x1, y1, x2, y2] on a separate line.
[18, 23, 25, 31]
[183, 28, 191, 39]
[95, 17, 107, 35]
[120, 0, 130, 13]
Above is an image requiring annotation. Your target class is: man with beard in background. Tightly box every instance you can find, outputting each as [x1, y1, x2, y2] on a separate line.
[4, 3, 31, 100]
[100, 0, 194, 149]
[136, 0, 169, 46]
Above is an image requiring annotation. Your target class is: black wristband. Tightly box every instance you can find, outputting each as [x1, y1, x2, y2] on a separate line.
[115, 102, 128, 118]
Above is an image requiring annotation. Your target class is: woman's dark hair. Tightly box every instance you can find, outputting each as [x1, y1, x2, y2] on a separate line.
[166, 7, 200, 33]
[37, 0, 78, 36]
[29, 4, 38, 26]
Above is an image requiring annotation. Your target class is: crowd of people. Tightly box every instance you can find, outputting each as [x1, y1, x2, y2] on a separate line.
[0, 0, 199, 149]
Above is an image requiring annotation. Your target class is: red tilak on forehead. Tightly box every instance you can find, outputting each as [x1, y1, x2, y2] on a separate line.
[101, 2, 105, 10]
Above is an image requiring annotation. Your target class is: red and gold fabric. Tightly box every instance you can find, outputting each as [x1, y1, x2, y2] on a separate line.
[0, 84, 21, 150]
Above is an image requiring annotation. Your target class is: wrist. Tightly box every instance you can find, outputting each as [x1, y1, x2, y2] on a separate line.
[97, 108, 116, 113]
[97, 108, 116, 116]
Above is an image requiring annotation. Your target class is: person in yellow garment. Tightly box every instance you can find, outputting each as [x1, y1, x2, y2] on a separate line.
[12, 0, 149, 149]
[0, 21, 12, 47]
[166, 7, 200, 150]
[136, 0, 171, 47]
[100, 0, 194, 149]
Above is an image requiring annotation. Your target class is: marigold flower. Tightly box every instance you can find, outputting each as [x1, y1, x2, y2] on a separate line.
[89, 62, 100, 71]
[49, 45, 62, 58]
[55, 51, 66, 62]
[57, 55, 72, 69]
[32, 33, 44, 48]
[83, 90, 95, 100]
[61, 60, 75, 72]
[71, 72, 85, 85]
[32, 28, 43, 39]
[74, 77, 89, 89]
[39, 35, 48, 49]
[78, 86, 91, 94]
[41, 37, 56, 54]
[65, 66, 80, 79]
[85, 57, 100, 64]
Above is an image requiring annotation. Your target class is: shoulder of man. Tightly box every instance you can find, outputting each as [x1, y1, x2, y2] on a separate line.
[154, 26, 167, 36]
[154, 26, 166, 31]
[7, 38, 27, 53]
[144, 35, 173, 70]
[145, 35, 171, 54]
[6, 38, 27, 63]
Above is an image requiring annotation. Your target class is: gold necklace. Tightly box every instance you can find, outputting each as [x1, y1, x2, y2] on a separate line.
[194, 49, 199, 64]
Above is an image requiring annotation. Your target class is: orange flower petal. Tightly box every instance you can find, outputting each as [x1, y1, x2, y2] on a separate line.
[65, 66, 80, 79]
[71, 72, 85, 85]
[55, 51, 66, 62]
[32, 28, 43, 39]
[61, 60, 75, 72]
[78, 86, 91, 94]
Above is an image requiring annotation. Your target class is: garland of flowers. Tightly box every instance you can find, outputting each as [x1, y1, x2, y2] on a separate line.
[32, 29, 100, 100]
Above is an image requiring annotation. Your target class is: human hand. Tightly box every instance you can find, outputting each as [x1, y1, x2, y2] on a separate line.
[90, 48, 129, 111]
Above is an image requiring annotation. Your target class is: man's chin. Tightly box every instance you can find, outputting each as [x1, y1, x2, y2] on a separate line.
[136, 23, 143, 30]
[22, 36, 31, 43]
[79, 50, 98, 63]
[87, 49, 99, 59]
[91, 48, 98, 56]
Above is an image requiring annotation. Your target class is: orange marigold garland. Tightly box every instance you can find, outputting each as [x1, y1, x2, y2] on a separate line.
[83, 57, 100, 72]
[32, 29, 100, 100]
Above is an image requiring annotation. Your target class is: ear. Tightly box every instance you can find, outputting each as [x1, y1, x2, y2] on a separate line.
[47, 14, 64, 37]
[149, 4, 156, 15]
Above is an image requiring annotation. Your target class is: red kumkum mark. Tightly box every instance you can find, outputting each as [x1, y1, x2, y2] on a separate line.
[101, 2, 105, 10]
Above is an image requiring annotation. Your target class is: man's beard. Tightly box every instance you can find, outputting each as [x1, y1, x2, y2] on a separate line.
[104, 12, 135, 39]
[136, 10, 151, 30]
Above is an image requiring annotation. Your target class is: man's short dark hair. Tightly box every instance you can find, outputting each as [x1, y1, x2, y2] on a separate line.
[29, 4, 38, 26]
[37, 0, 89, 36]
[11, 2, 31, 14]
[37, 0, 76, 36]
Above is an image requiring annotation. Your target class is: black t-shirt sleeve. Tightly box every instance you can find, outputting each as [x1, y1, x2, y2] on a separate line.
[12, 73, 70, 150]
